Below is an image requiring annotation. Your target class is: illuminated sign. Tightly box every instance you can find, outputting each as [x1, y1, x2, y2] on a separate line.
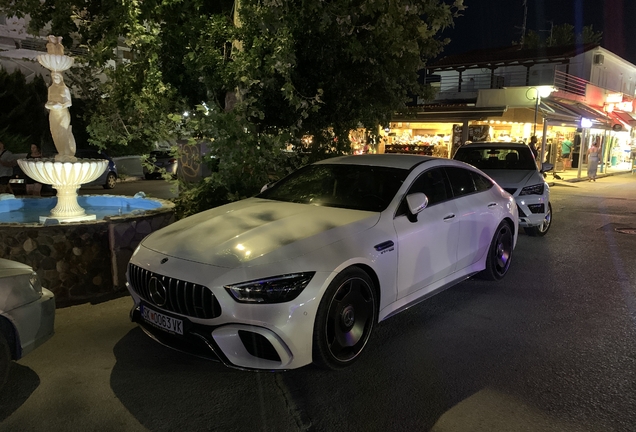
[606, 93, 623, 103]
[604, 101, 634, 113]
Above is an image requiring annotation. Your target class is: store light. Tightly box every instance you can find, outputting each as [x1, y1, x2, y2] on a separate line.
[581, 118, 593, 128]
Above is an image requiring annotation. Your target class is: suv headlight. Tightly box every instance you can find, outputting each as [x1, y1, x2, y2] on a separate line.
[519, 183, 545, 196]
[224, 272, 315, 304]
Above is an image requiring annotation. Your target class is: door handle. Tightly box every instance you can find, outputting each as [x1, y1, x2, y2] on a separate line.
[488, 202, 498, 208]
[443, 214, 455, 221]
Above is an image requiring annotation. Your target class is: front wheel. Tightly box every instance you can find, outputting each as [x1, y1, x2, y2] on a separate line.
[524, 202, 552, 237]
[103, 172, 117, 189]
[478, 221, 514, 281]
[313, 267, 377, 370]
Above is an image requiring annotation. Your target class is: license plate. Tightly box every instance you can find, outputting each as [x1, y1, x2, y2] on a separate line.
[140, 305, 183, 335]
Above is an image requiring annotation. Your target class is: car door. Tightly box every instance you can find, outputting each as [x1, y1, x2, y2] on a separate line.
[393, 167, 460, 300]
[445, 167, 499, 270]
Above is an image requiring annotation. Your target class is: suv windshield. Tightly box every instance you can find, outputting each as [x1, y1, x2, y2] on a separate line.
[455, 146, 537, 170]
[257, 164, 408, 212]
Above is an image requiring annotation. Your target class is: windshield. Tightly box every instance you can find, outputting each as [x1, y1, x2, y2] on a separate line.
[257, 164, 408, 212]
[455, 146, 537, 171]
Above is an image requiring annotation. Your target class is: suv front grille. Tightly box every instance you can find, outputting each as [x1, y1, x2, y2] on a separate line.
[128, 263, 221, 319]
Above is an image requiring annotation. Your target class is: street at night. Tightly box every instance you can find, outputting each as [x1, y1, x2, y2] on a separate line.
[1, 174, 635, 432]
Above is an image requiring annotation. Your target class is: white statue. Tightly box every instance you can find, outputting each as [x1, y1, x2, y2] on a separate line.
[45, 72, 77, 161]
[37, 35, 77, 162]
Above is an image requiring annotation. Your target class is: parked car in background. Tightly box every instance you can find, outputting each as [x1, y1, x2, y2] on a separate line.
[143, 150, 178, 180]
[0, 258, 55, 389]
[454, 142, 552, 236]
[126, 154, 518, 371]
[75, 149, 118, 189]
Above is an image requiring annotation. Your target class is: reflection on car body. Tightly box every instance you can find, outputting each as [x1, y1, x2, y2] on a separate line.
[126, 154, 518, 371]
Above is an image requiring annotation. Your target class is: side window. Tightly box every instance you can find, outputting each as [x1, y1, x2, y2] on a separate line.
[471, 171, 494, 192]
[395, 168, 452, 217]
[407, 168, 452, 205]
[445, 167, 477, 197]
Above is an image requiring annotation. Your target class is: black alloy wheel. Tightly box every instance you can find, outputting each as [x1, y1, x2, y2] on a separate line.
[313, 267, 377, 370]
[104, 172, 117, 189]
[524, 202, 552, 237]
[479, 221, 514, 281]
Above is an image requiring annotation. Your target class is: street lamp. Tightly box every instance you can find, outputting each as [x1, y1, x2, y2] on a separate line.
[527, 86, 556, 136]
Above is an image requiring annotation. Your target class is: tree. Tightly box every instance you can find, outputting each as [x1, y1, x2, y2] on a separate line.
[0, 68, 50, 153]
[521, 24, 602, 49]
[1, 0, 464, 212]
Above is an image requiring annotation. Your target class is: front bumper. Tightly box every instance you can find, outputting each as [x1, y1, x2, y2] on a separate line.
[125, 254, 333, 370]
[515, 195, 549, 228]
[4, 288, 55, 359]
[129, 302, 295, 370]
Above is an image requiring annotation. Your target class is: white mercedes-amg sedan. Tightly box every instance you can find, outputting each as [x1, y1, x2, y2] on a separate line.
[126, 154, 518, 370]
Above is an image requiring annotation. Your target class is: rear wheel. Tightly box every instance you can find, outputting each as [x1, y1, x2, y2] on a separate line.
[0, 332, 11, 390]
[103, 172, 117, 189]
[478, 221, 514, 281]
[313, 267, 377, 369]
[524, 202, 552, 237]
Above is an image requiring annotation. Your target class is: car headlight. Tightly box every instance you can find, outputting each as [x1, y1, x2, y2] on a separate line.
[224, 272, 315, 304]
[30, 271, 43, 296]
[519, 183, 545, 196]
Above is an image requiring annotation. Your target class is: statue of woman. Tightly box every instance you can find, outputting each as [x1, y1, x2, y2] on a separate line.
[45, 72, 77, 161]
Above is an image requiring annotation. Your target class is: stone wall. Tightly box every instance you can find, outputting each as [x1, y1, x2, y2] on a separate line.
[0, 202, 174, 307]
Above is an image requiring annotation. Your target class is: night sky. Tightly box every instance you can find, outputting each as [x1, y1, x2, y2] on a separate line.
[439, 0, 636, 65]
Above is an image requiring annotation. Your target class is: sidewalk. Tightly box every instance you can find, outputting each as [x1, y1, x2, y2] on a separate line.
[546, 161, 634, 185]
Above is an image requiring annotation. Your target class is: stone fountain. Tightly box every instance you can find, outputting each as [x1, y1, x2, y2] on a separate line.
[17, 35, 108, 223]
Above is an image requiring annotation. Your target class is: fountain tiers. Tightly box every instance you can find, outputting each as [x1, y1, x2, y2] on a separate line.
[18, 158, 108, 223]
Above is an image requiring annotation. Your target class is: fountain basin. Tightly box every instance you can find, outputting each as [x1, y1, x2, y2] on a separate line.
[0, 195, 175, 307]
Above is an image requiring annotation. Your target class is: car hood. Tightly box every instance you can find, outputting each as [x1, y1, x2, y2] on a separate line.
[141, 198, 380, 268]
[0, 258, 33, 278]
[481, 169, 542, 189]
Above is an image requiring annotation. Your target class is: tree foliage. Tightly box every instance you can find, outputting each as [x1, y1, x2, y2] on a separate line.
[1, 0, 464, 212]
[521, 24, 602, 49]
[0, 68, 50, 153]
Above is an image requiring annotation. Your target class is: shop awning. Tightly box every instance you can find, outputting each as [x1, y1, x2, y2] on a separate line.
[548, 98, 611, 129]
[539, 99, 582, 125]
[392, 106, 507, 123]
[608, 110, 636, 130]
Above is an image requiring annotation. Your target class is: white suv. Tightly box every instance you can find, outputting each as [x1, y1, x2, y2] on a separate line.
[454, 142, 552, 236]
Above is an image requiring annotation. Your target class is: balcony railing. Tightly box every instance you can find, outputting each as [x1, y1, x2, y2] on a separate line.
[427, 68, 588, 98]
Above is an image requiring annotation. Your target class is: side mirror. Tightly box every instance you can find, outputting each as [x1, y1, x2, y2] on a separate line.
[541, 162, 554, 173]
[406, 193, 428, 215]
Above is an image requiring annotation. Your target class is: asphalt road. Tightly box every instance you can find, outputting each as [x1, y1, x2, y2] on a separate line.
[2, 174, 635, 432]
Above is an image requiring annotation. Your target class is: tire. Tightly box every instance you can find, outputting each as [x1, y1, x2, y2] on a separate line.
[103, 172, 117, 189]
[524, 202, 552, 237]
[478, 221, 514, 281]
[0, 332, 11, 390]
[313, 267, 377, 370]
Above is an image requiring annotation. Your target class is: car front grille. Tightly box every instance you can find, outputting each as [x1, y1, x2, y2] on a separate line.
[503, 187, 517, 195]
[128, 263, 221, 319]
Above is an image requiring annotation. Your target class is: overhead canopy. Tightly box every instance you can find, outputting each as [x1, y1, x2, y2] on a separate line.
[549, 98, 611, 129]
[393, 106, 507, 123]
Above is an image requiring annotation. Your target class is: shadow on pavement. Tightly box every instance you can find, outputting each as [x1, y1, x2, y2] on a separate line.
[0, 364, 40, 422]
[110, 327, 297, 432]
